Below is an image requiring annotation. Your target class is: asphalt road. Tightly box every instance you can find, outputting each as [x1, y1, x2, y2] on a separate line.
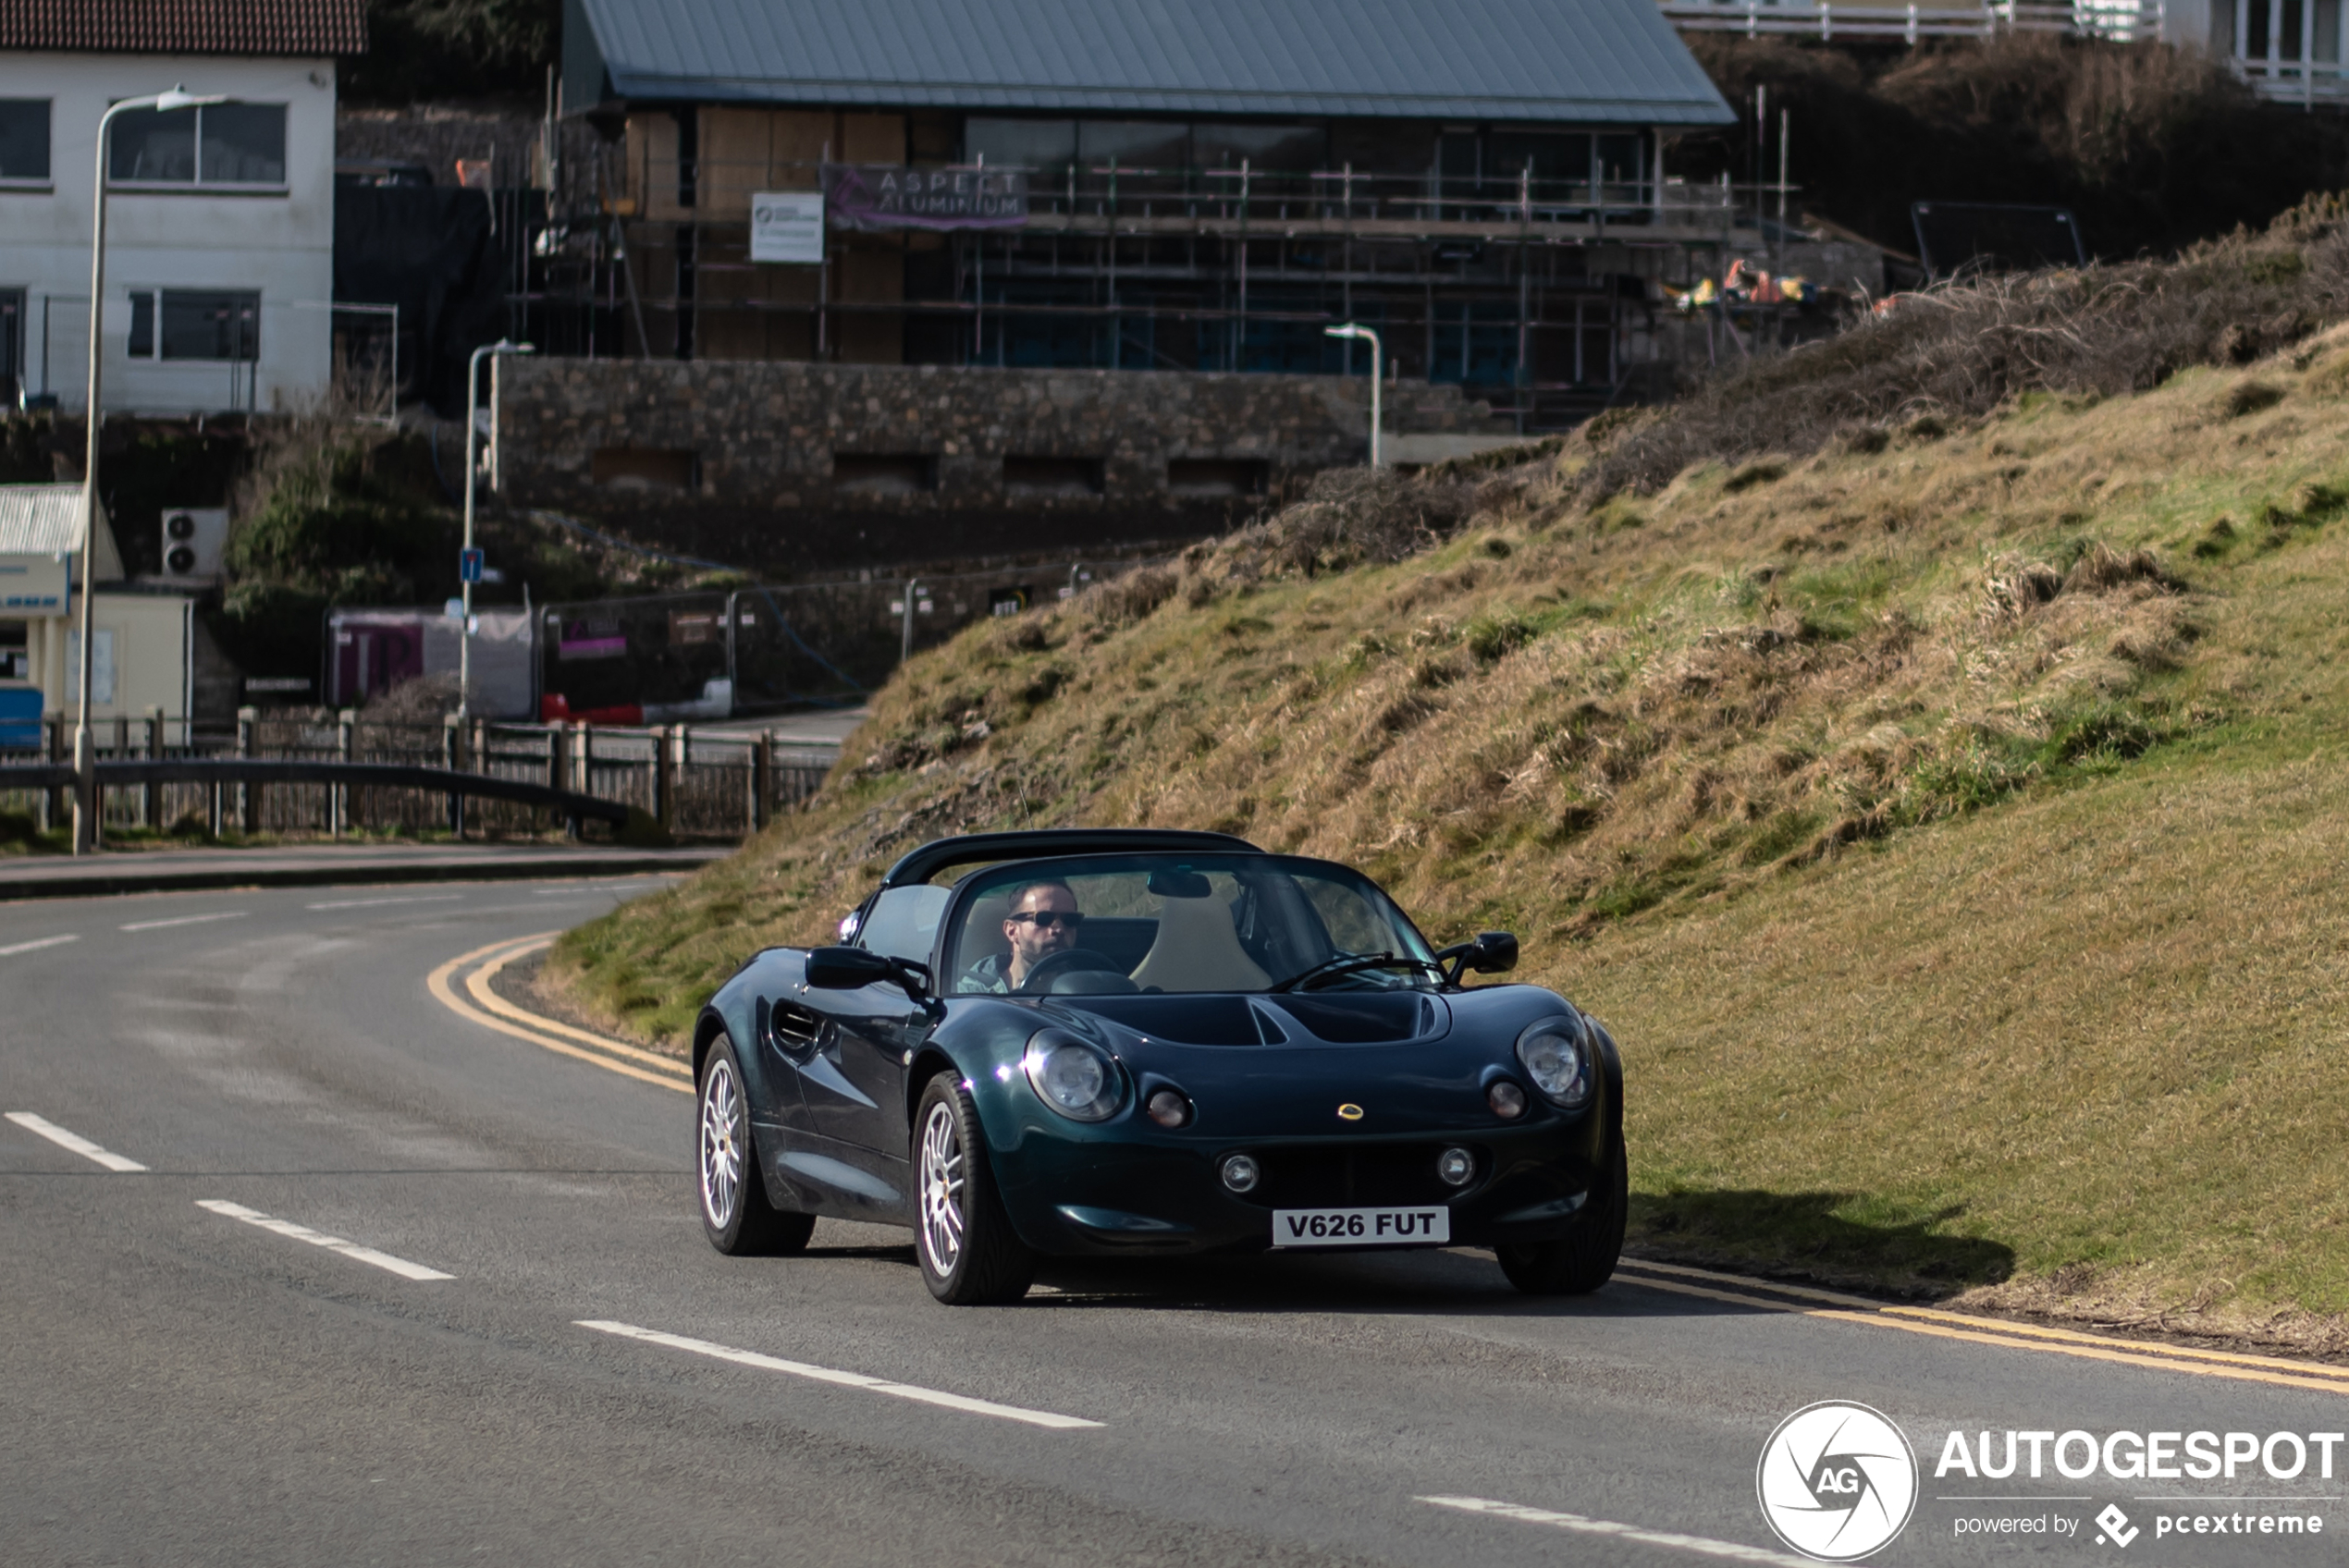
[3, 882, 2343, 1567]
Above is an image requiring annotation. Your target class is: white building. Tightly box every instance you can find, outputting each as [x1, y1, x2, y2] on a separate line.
[1, 484, 192, 743]
[0, 1, 363, 414]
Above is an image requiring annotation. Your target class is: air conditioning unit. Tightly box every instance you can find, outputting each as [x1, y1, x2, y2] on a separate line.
[159, 507, 229, 582]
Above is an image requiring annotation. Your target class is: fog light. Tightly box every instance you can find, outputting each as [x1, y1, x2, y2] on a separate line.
[1219, 1153, 1261, 1193]
[1488, 1081, 1528, 1120]
[1437, 1146, 1476, 1186]
[1147, 1088, 1193, 1129]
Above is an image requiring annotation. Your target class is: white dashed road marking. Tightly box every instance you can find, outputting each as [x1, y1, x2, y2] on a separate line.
[120, 911, 248, 932]
[1418, 1496, 1810, 1567]
[306, 894, 468, 911]
[195, 1199, 455, 1281]
[6, 1111, 149, 1172]
[0, 934, 79, 957]
[575, 1319, 1103, 1430]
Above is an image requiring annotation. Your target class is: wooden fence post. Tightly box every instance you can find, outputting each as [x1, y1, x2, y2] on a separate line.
[655, 724, 677, 834]
[442, 714, 463, 839]
[750, 729, 772, 836]
[335, 709, 356, 837]
[140, 707, 161, 830]
[236, 706, 259, 836]
[570, 722, 593, 839]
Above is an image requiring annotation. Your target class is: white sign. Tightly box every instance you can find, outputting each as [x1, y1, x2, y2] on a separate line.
[750, 191, 825, 263]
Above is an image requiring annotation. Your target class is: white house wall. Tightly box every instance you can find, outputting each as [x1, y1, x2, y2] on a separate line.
[0, 53, 336, 415]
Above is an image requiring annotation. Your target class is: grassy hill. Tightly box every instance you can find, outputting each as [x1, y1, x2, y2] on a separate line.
[552, 208, 2349, 1347]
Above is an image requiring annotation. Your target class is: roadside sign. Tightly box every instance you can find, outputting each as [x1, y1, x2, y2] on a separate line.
[459, 547, 484, 583]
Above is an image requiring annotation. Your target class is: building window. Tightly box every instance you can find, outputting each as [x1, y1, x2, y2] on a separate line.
[0, 99, 49, 183]
[109, 104, 286, 188]
[126, 290, 260, 361]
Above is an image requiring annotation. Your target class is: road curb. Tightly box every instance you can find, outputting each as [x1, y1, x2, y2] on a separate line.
[0, 851, 725, 903]
[428, 932, 692, 1094]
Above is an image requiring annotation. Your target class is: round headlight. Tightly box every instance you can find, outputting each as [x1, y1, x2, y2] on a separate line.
[1436, 1146, 1476, 1186]
[1515, 1017, 1593, 1109]
[1487, 1081, 1528, 1120]
[1022, 1029, 1123, 1121]
[1220, 1153, 1261, 1193]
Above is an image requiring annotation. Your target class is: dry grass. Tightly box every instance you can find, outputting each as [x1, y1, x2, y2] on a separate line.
[549, 252, 2349, 1335]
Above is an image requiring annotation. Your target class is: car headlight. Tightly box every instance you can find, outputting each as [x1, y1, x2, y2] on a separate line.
[1023, 1029, 1124, 1122]
[1515, 1016, 1594, 1110]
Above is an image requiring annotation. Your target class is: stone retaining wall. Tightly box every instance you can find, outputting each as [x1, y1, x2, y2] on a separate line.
[493, 360, 1510, 575]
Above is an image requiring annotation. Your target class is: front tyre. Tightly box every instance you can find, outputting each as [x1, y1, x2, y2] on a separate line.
[913, 1073, 1036, 1305]
[1497, 1141, 1627, 1296]
[698, 1032, 816, 1256]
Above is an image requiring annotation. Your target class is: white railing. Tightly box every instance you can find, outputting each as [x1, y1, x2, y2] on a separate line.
[1657, 0, 2165, 43]
[2236, 55, 2349, 107]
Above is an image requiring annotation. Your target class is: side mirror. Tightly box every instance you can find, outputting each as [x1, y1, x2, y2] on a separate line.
[1433, 930, 1519, 985]
[806, 947, 894, 989]
[1466, 931, 1519, 974]
[806, 947, 941, 1014]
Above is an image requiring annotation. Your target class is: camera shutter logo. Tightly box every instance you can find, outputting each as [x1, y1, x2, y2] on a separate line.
[1756, 1401, 1919, 1562]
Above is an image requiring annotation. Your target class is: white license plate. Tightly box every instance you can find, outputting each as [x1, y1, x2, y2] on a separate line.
[1271, 1206, 1451, 1248]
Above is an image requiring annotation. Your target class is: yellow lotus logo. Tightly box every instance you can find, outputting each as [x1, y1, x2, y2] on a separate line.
[1336, 1103, 1365, 1121]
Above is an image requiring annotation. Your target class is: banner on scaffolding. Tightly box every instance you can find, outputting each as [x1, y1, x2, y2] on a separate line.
[821, 164, 1027, 231]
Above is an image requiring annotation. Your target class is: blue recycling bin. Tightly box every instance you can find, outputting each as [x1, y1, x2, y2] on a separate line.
[0, 687, 42, 751]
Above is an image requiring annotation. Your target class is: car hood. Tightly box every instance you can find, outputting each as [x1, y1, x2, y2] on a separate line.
[1052, 991, 1450, 1047]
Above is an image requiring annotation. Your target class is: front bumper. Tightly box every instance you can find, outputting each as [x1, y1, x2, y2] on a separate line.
[991, 1114, 1612, 1257]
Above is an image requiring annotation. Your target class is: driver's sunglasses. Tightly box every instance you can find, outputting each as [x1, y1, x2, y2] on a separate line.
[1009, 910, 1085, 929]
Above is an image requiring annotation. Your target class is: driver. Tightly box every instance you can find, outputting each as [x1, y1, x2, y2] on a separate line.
[957, 878, 1084, 993]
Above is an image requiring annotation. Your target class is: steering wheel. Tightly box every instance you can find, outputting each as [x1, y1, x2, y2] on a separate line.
[1016, 948, 1120, 993]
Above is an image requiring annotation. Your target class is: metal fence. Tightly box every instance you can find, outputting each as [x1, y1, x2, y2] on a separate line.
[1656, 0, 2164, 41]
[0, 710, 837, 843]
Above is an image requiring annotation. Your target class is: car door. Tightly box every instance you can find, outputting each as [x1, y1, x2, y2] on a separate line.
[799, 884, 949, 1153]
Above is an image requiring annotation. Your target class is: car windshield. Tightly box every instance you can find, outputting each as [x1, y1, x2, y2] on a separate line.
[944, 852, 1439, 997]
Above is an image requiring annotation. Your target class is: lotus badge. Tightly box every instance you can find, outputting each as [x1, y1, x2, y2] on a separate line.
[1336, 1103, 1365, 1121]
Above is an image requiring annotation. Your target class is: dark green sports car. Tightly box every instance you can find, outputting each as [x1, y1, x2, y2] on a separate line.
[693, 828, 1627, 1305]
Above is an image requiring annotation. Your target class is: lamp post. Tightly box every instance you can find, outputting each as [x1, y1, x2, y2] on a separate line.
[75, 84, 229, 855]
[1323, 323, 1383, 469]
[459, 338, 532, 718]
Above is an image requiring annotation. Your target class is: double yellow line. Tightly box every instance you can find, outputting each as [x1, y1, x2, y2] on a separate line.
[425, 932, 692, 1096]
[1614, 1259, 2349, 1398]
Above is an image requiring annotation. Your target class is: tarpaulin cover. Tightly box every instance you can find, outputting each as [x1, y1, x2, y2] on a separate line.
[333, 187, 513, 415]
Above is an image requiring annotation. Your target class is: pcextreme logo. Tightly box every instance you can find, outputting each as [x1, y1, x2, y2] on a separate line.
[1757, 1401, 1921, 1562]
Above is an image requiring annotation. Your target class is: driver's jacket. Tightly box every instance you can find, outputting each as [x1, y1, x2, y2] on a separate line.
[955, 954, 1015, 993]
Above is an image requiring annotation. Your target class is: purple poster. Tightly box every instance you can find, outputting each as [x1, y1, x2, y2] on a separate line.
[823, 165, 1028, 232]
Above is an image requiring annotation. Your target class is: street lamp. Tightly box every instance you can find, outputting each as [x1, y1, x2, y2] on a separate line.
[75, 84, 230, 854]
[1323, 323, 1383, 469]
[459, 338, 532, 718]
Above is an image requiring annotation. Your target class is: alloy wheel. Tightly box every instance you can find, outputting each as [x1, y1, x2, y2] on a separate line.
[700, 1057, 744, 1228]
[918, 1099, 965, 1276]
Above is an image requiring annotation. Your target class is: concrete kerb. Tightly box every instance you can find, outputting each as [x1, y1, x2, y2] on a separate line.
[0, 850, 726, 902]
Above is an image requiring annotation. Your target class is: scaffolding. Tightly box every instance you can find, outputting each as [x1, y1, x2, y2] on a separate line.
[507, 119, 1788, 433]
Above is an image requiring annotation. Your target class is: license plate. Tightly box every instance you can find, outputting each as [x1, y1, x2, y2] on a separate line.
[1270, 1206, 1451, 1248]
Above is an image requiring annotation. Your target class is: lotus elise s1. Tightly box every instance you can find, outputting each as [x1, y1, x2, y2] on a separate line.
[693, 828, 1627, 1305]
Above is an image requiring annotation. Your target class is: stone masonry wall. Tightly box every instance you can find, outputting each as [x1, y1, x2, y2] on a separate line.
[494, 360, 1509, 576]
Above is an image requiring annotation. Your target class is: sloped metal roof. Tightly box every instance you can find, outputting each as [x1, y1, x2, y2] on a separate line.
[0, 0, 366, 55]
[0, 486, 86, 557]
[574, 0, 1733, 126]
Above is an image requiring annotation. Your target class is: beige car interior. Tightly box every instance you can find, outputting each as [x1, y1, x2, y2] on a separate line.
[1126, 888, 1272, 992]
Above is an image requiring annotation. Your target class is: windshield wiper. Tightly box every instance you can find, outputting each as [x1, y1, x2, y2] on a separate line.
[1268, 952, 1445, 993]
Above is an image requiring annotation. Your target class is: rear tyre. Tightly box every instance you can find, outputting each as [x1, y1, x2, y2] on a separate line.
[1497, 1141, 1628, 1296]
[913, 1073, 1036, 1305]
[698, 1032, 817, 1256]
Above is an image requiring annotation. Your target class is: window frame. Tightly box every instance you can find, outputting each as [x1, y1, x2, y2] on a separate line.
[123, 288, 262, 363]
[105, 101, 289, 193]
[0, 96, 52, 188]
